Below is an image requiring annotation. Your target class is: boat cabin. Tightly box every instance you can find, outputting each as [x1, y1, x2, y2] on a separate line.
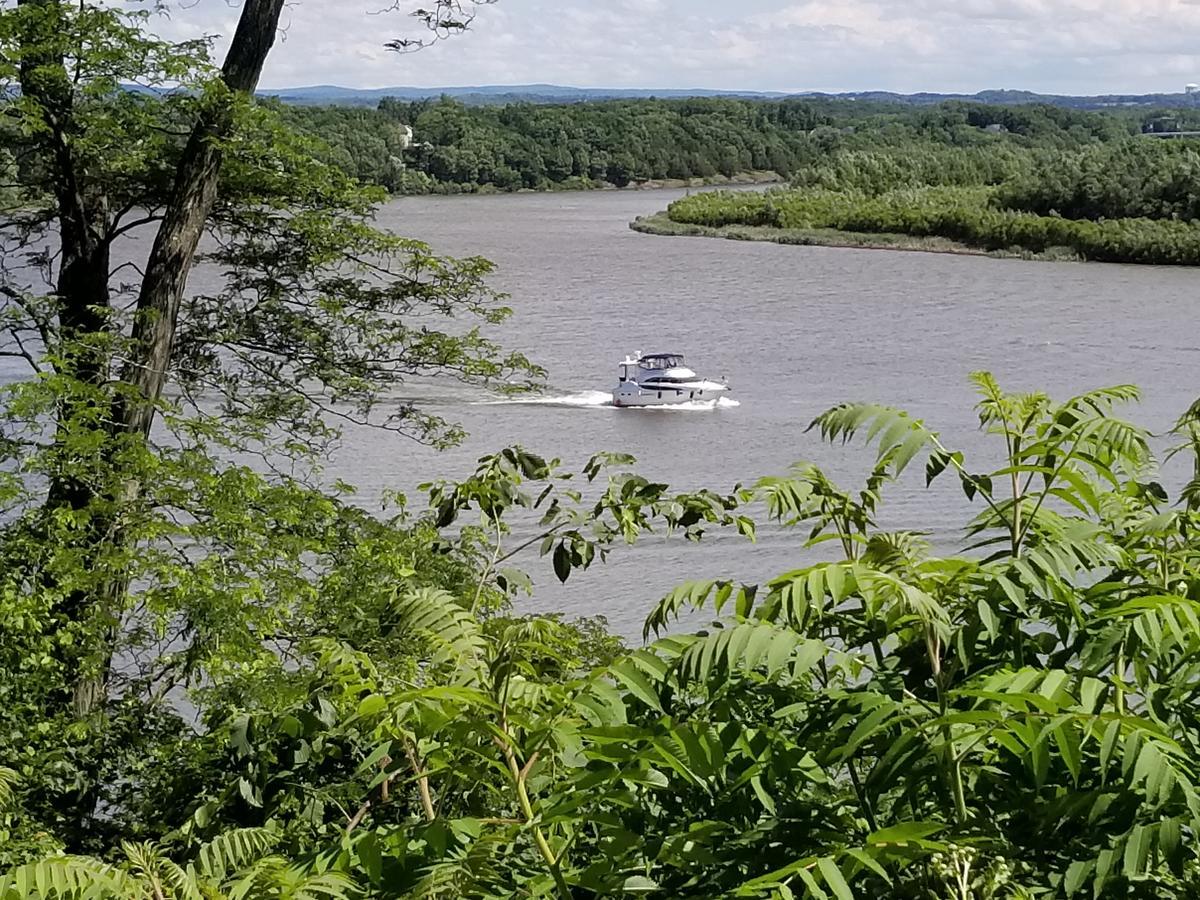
[638, 353, 684, 371]
[619, 352, 686, 383]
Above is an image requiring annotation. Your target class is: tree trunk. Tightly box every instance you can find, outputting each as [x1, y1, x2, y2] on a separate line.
[19, 0, 114, 617]
[116, 0, 286, 438]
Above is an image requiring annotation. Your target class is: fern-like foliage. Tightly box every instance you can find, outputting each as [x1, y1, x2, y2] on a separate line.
[225, 857, 361, 900]
[0, 857, 139, 899]
[194, 828, 278, 885]
[405, 832, 510, 899]
[12, 375, 1200, 900]
[0, 828, 362, 900]
[122, 841, 199, 900]
[390, 588, 487, 682]
[809, 402, 939, 479]
[0, 768, 16, 813]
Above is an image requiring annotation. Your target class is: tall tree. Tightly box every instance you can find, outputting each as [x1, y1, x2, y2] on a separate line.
[0, 0, 522, 845]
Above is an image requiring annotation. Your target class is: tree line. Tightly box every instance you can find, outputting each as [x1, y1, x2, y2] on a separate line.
[665, 128, 1200, 265]
[995, 140, 1200, 222]
[274, 95, 1145, 194]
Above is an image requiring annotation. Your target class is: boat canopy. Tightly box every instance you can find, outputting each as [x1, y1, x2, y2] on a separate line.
[638, 353, 685, 369]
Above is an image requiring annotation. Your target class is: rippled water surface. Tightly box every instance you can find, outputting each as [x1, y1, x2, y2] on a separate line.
[8, 189, 1200, 639]
[323, 190, 1200, 638]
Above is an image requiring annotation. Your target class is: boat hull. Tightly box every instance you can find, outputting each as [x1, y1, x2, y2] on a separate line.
[612, 382, 729, 407]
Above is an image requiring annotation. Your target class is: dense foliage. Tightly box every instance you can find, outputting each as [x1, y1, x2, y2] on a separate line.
[6, 3, 1200, 898]
[995, 141, 1200, 222]
[275, 96, 1139, 194]
[278, 96, 830, 192]
[787, 145, 1035, 194]
[0, 0, 534, 867]
[664, 126, 1200, 266]
[667, 186, 1200, 265]
[6, 377, 1200, 898]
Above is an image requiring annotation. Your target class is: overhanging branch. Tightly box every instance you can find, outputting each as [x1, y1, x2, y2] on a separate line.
[375, 0, 498, 51]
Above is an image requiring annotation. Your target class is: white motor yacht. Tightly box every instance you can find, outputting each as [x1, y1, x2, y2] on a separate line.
[612, 351, 730, 407]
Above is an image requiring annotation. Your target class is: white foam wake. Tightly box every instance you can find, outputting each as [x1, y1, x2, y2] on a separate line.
[478, 390, 613, 408]
[634, 397, 741, 412]
[478, 392, 739, 411]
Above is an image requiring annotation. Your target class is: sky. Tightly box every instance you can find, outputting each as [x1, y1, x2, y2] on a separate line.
[135, 0, 1200, 95]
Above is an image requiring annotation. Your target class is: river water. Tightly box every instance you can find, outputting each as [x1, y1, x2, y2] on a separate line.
[5, 188, 1200, 640]
[319, 189, 1200, 639]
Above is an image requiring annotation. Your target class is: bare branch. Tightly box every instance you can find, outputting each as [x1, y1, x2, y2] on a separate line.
[0, 284, 56, 351]
[1, 326, 44, 372]
[376, 0, 497, 52]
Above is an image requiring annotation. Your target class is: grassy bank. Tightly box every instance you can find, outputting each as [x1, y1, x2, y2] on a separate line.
[406, 168, 783, 196]
[643, 187, 1200, 266]
[629, 211, 1082, 262]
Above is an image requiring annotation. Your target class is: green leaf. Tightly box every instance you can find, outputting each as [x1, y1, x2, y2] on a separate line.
[229, 714, 253, 757]
[611, 660, 664, 713]
[553, 541, 572, 583]
[751, 775, 777, 815]
[816, 857, 854, 900]
[841, 703, 896, 758]
[237, 777, 261, 809]
[825, 565, 847, 604]
[843, 849, 889, 883]
[1053, 723, 1083, 784]
[356, 694, 387, 718]
[736, 516, 757, 542]
[795, 867, 828, 900]
[976, 597, 1000, 639]
[357, 832, 383, 884]
[866, 822, 945, 846]
[1099, 719, 1122, 779]
[1064, 860, 1092, 897]
[1123, 824, 1150, 878]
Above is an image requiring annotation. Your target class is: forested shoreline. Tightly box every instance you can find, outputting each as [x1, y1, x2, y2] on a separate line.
[275, 96, 834, 193]
[272, 94, 1195, 196]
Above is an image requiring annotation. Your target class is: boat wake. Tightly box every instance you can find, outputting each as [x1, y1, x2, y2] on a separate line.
[638, 396, 741, 412]
[478, 391, 739, 411]
[478, 390, 614, 408]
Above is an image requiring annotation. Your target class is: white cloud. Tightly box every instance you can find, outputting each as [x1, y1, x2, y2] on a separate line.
[124, 0, 1200, 94]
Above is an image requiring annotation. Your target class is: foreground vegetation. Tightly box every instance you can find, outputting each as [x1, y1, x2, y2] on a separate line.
[6, 377, 1200, 898]
[660, 140, 1200, 266]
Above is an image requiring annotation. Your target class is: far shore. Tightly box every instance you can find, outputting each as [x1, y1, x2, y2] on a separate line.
[401, 170, 783, 198]
[628, 211, 1085, 263]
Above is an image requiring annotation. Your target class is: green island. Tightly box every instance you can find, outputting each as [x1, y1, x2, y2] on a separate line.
[634, 111, 1200, 266]
[4, 2, 1200, 899]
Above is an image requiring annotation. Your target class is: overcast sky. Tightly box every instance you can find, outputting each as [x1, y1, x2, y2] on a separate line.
[139, 0, 1200, 95]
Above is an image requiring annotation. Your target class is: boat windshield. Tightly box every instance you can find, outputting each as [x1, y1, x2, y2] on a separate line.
[639, 354, 684, 370]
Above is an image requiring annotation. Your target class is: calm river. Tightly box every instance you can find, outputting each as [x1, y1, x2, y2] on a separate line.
[5, 188, 1198, 640]
[323, 189, 1200, 638]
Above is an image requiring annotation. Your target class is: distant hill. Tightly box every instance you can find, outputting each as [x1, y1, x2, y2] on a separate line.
[259, 84, 791, 106]
[805, 88, 1200, 110]
[258, 83, 1200, 110]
